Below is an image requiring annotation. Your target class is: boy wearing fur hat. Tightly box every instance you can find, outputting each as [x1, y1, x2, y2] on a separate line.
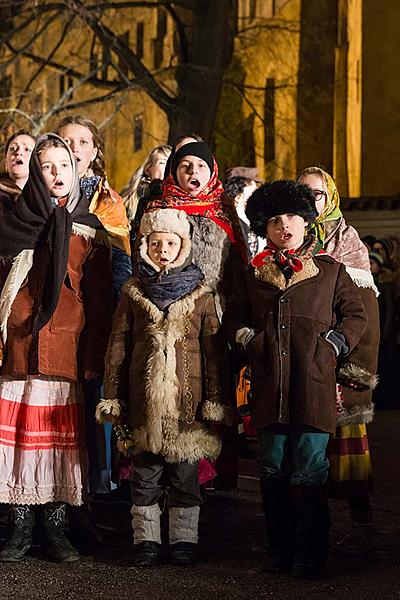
[97, 208, 231, 567]
[223, 180, 367, 579]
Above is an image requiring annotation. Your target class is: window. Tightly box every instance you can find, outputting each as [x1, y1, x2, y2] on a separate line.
[153, 7, 167, 69]
[89, 35, 109, 80]
[0, 74, 11, 98]
[249, 0, 257, 19]
[59, 75, 74, 99]
[136, 22, 144, 60]
[118, 32, 130, 76]
[264, 78, 275, 162]
[134, 114, 143, 152]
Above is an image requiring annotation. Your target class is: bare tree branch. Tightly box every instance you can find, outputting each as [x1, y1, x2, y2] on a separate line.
[15, 15, 76, 112]
[1, 11, 62, 72]
[165, 3, 189, 63]
[66, 0, 178, 115]
[0, 108, 37, 129]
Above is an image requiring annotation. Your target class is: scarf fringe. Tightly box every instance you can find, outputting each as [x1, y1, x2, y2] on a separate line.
[345, 266, 379, 297]
[0, 249, 34, 345]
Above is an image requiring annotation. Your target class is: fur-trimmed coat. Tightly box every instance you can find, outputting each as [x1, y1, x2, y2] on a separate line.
[102, 278, 231, 463]
[223, 254, 367, 434]
[324, 218, 380, 426]
[0, 233, 113, 380]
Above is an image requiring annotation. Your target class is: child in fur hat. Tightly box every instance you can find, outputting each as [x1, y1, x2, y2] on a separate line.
[223, 180, 367, 579]
[97, 208, 231, 567]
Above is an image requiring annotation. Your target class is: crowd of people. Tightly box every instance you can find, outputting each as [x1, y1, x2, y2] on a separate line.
[0, 119, 391, 580]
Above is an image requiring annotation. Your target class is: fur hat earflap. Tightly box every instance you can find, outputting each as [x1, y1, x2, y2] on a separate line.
[245, 179, 318, 238]
[139, 208, 191, 272]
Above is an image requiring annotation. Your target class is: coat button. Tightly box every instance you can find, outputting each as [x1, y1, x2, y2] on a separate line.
[281, 350, 288, 356]
[280, 324, 287, 330]
[280, 298, 287, 303]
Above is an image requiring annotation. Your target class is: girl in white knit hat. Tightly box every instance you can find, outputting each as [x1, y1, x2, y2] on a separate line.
[97, 208, 232, 567]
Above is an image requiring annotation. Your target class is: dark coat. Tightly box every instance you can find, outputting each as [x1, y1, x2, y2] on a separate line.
[223, 254, 367, 433]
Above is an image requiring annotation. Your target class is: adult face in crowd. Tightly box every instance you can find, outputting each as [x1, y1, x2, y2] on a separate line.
[4, 131, 35, 189]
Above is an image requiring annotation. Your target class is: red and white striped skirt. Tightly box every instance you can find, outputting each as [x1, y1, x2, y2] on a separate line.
[0, 375, 87, 506]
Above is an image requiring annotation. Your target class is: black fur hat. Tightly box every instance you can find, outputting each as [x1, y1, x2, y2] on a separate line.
[245, 179, 318, 237]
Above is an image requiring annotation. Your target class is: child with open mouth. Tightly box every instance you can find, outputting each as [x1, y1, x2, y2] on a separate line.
[223, 179, 368, 579]
[0, 133, 113, 564]
[145, 141, 247, 307]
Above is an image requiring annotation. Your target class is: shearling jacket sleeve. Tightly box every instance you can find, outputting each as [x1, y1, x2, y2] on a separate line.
[338, 286, 380, 406]
[103, 289, 134, 403]
[79, 240, 113, 374]
[333, 263, 368, 354]
[200, 292, 233, 424]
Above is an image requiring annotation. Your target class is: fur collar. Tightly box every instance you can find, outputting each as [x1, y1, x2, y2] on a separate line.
[254, 257, 319, 290]
[123, 277, 210, 322]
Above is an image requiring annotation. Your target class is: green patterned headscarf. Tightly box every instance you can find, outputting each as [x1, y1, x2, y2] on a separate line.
[297, 167, 343, 245]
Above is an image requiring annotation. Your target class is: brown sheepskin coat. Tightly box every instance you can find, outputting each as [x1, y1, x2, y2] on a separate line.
[223, 254, 367, 434]
[0, 233, 113, 380]
[103, 278, 231, 463]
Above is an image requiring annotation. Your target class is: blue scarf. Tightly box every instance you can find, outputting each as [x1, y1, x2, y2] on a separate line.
[134, 261, 204, 310]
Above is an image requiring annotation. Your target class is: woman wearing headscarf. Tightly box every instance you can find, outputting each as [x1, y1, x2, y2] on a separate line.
[0, 133, 113, 562]
[298, 167, 379, 555]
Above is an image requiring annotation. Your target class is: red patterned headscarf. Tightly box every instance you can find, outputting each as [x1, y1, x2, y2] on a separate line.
[146, 158, 247, 261]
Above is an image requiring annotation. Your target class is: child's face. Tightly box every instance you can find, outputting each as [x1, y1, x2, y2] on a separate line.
[298, 173, 326, 216]
[146, 152, 168, 181]
[39, 146, 73, 198]
[5, 134, 35, 186]
[176, 155, 211, 196]
[148, 231, 182, 269]
[266, 213, 308, 251]
[58, 123, 98, 177]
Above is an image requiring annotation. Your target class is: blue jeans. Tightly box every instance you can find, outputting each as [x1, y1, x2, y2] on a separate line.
[258, 424, 330, 486]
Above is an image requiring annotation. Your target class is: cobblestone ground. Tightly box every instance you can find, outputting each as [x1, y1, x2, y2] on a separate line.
[0, 410, 399, 600]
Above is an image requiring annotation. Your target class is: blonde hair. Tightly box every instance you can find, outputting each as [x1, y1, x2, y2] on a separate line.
[297, 166, 328, 190]
[120, 145, 171, 220]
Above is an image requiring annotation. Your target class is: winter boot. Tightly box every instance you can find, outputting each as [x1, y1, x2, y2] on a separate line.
[260, 478, 296, 573]
[291, 484, 330, 579]
[0, 505, 34, 562]
[43, 503, 80, 562]
[131, 504, 162, 567]
[169, 506, 200, 566]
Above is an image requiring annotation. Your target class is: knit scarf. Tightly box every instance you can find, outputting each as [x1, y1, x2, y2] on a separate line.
[133, 261, 204, 310]
[251, 235, 322, 279]
[0, 133, 102, 334]
[146, 160, 247, 261]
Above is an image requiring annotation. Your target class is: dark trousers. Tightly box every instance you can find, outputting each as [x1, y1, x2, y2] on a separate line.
[130, 452, 202, 508]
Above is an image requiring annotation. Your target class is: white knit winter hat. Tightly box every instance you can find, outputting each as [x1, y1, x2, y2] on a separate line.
[139, 208, 191, 272]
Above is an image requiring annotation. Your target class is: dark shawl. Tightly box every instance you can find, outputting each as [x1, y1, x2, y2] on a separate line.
[0, 133, 102, 333]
